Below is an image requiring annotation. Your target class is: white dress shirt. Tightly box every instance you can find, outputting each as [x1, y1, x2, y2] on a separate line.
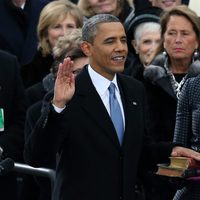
[88, 65, 125, 127]
[52, 65, 125, 128]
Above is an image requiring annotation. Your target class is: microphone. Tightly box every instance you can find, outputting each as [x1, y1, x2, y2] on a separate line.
[0, 158, 14, 175]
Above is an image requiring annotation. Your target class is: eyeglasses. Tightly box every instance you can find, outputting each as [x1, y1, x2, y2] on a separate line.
[72, 68, 82, 76]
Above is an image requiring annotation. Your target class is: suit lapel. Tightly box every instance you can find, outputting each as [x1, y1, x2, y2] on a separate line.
[76, 67, 121, 149]
[117, 75, 144, 147]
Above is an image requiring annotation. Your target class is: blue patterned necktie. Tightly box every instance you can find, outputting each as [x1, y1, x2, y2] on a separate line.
[108, 82, 124, 145]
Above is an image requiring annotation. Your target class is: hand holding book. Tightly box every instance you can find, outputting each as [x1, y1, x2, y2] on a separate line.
[156, 156, 200, 180]
[171, 146, 200, 161]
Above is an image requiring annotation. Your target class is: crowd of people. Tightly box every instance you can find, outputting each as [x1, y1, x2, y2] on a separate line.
[0, 0, 200, 200]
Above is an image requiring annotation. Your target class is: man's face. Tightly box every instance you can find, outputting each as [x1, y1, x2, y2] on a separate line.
[82, 22, 128, 80]
[149, 0, 181, 11]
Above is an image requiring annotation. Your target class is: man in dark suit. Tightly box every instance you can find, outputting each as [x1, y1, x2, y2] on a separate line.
[0, 50, 26, 199]
[24, 14, 200, 200]
[0, 0, 49, 66]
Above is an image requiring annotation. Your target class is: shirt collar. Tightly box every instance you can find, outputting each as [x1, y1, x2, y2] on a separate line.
[21, 3, 25, 9]
[88, 65, 119, 95]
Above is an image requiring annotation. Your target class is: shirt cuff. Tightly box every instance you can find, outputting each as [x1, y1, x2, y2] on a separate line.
[52, 103, 66, 113]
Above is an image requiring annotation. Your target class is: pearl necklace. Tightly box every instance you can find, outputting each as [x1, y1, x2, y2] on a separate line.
[164, 58, 188, 99]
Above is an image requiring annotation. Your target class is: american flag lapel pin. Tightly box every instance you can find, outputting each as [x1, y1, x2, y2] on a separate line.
[132, 101, 137, 106]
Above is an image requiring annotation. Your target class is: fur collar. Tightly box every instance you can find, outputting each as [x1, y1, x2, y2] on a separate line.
[42, 73, 55, 92]
[144, 53, 200, 83]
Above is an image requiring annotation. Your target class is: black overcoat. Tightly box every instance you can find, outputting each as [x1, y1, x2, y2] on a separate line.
[24, 66, 174, 200]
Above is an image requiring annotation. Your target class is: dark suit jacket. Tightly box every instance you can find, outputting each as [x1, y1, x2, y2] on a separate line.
[24, 66, 175, 200]
[0, 0, 49, 66]
[0, 50, 26, 200]
[0, 50, 26, 161]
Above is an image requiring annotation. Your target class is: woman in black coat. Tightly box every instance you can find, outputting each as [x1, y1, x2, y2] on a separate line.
[140, 6, 200, 200]
[21, 0, 83, 88]
[0, 0, 49, 66]
[124, 6, 162, 79]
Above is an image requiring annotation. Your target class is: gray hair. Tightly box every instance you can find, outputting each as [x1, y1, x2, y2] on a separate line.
[53, 28, 82, 58]
[134, 22, 161, 45]
[82, 14, 120, 44]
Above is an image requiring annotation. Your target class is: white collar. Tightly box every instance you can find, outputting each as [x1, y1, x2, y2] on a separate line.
[21, 2, 25, 9]
[88, 65, 119, 95]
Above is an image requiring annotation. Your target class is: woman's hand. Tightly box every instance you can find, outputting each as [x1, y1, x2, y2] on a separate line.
[171, 146, 200, 161]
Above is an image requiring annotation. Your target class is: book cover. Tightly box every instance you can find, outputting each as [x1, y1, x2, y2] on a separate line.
[156, 157, 200, 179]
[169, 157, 200, 169]
[156, 164, 184, 177]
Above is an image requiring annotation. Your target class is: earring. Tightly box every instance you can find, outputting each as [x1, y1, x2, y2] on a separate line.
[152, 50, 167, 66]
[159, 49, 167, 63]
[162, 50, 167, 57]
[193, 49, 199, 62]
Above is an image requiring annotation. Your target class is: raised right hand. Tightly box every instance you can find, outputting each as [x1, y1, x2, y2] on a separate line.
[52, 58, 75, 108]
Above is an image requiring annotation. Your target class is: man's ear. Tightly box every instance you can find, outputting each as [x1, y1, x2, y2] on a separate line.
[81, 42, 92, 56]
[131, 40, 139, 54]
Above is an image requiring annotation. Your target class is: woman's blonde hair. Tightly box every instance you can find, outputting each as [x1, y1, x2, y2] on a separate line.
[37, 0, 83, 56]
[51, 28, 86, 76]
[53, 28, 83, 59]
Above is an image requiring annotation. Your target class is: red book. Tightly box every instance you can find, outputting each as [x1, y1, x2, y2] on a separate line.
[156, 157, 200, 178]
